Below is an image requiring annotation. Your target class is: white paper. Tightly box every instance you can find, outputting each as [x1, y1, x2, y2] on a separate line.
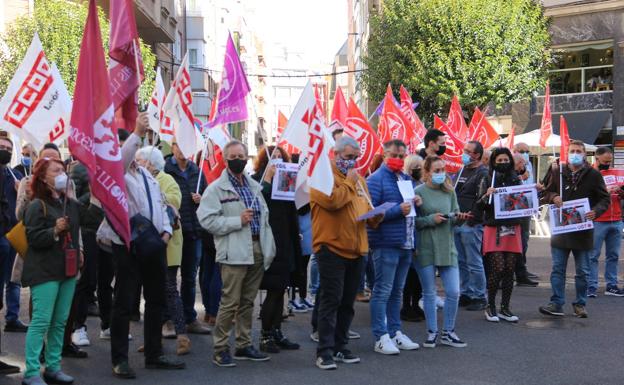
[549, 198, 594, 235]
[493, 184, 539, 219]
[357, 202, 397, 221]
[397, 180, 416, 217]
[271, 162, 299, 201]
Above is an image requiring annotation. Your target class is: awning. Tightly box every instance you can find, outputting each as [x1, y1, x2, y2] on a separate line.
[523, 110, 611, 144]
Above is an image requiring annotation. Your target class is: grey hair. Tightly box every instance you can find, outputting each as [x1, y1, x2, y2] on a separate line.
[136, 146, 166, 171]
[223, 139, 248, 158]
[334, 136, 360, 152]
[403, 154, 423, 174]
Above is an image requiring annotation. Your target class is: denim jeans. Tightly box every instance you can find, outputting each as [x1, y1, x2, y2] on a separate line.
[0, 236, 20, 322]
[309, 254, 320, 297]
[415, 264, 460, 333]
[550, 247, 590, 307]
[589, 221, 623, 290]
[454, 224, 486, 300]
[370, 248, 412, 340]
[357, 251, 375, 293]
[180, 237, 202, 324]
[199, 236, 222, 318]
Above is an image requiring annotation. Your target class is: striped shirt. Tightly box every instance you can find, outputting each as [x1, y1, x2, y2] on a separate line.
[228, 172, 261, 236]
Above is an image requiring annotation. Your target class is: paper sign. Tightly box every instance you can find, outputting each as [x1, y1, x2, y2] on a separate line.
[271, 162, 299, 201]
[549, 198, 594, 235]
[600, 169, 624, 188]
[493, 184, 539, 219]
[357, 202, 397, 221]
[397, 180, 416, 217]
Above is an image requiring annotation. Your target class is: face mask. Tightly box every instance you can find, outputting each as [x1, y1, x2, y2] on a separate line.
[21, 156, 32, 167]
[386, 157, 404, 172]
[569, 153, 584, 166]
[54, 173, 68, 191]
[494, 163, 512, 173]
[598, 163, 610, 171]
[521, 153, 530, 163]
[431, 172, 446, 185]
[411, 169, 422, 181]
[0, 150, 11, 165]
[462, 153, 472, 166]
[336, 158, 356, 175]
[435, 145, 446, 156]
[227, 158, 246, 174]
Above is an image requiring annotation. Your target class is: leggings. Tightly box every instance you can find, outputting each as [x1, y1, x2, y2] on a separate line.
[165, 267, 186, 335]
[291, 254, 311, 299]
[260, 289, 284, 331]
[484, 252, 519, 309]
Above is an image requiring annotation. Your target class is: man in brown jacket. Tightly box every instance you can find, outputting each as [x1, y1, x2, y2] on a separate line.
[310, 136, 383, 370]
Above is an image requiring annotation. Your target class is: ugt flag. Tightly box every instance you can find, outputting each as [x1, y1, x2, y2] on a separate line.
[0, 33, 72, 148]
[399, 85, 426, 153]
[277, 111, 300, 156]
[328, 87, 348, 132]
[69, 0, 130, 246]
[469, 107, 499, 148]
[378, 84, 414, 146]
[434, 115, 464, 173]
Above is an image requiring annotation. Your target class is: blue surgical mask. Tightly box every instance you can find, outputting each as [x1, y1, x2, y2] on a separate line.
[431, 172, 446, 185]
[569, 153, 584, 166]
[462, 153, 472, 166]
[521, 153, 529, 163]
[21, 156, 31, 167]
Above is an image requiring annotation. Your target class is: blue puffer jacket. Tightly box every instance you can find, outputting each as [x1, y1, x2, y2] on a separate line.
[366, 163, 417, 249]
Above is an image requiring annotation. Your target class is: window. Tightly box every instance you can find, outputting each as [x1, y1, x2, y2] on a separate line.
[548, 42, 614, 95]
[189, 49, 198, 65]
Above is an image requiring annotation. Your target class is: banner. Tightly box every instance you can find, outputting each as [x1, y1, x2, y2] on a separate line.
[549, 198, 593, 235]
[345, 98, 382, 175]
[493, 184, 539, 219]
[271, 162, 298, 201]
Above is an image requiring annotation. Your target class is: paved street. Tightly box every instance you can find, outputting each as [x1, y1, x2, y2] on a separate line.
[2, 237, 624, 385]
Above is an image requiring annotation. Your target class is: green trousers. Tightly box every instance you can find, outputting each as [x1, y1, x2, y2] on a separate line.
[24, 278, 76, 378]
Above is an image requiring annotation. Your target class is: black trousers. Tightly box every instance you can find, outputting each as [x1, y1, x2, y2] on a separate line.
[402, 267, 423, 311]
[260, 289, 284, 331]
[110, 244, 167, 365]
[97, 245, 115, 330]
[73, 231, 98, 329]
[316, 246, 363, 357]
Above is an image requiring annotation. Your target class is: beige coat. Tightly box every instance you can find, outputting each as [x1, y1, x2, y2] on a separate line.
[156, 171, 183, 267]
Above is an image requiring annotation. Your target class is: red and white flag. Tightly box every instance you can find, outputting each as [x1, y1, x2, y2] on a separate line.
[162, 53, 197, 158]
[108, 0, 144, 132]
[505, 126, 516, 149]
[434, 114, 463, 173]
[559, 115, 570, 163]
[399, 85, 426, 153]
[147, 67, 174, 143]
[345, 98, 382, 175]
[200, 139, 226, 185]
[0, 33, 72, 148]
[277, 111, 300, 155]
[69, 0, 130, 246]
[539, 82, 552, 148]
[469, 107, 499, 148]
[446, 95, 469, 143]
[378, 84, 414, 145]
[329, 87, 348, 132]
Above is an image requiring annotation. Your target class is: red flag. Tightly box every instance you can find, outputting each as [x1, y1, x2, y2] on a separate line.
[447, 95, 469, 142]
[277, 111, 300, 155]
[200, 139, 226, 185]
[109, 0, 144, 132]
[69, 0, 130, 246]
[469, 107, 499, 148]
[434, 115, 463, 173]
[539, 82, 552, 148]
[505, 126, 515, 149]
[329, 87, 348, 132]
[345, 98, 382, 175]
[378, 84, 414, 145]
[399, 85, 426, 153]
[559, 115, 570, 163]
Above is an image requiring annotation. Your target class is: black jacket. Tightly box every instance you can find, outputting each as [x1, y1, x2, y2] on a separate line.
[164, 156, 207, 238]
[476, 171, 524, 227]
[455, 165, 488, 225]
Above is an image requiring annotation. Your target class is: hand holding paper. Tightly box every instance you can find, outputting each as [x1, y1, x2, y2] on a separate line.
[397, 180, 416, 217]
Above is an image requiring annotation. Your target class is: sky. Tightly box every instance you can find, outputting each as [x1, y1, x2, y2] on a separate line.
[246, 0, 348, 66]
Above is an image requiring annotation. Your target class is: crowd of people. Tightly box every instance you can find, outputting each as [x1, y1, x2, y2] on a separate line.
[0, 111, 622, 383]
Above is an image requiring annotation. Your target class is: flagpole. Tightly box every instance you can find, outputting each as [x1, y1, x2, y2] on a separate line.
[195, 133, 209, 193]
[488, 170, 496, 205]
[131, 39, 142, 90]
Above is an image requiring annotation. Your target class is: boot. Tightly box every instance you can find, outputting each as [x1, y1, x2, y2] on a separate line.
[259, 329, 280, 353]
[176, 335, 191, 355]
[274, 328, 300, 350]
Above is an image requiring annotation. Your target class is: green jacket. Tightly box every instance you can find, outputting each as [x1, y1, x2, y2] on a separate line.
[156, 171, 183, 267]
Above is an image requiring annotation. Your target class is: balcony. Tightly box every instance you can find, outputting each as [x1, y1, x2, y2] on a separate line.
[97, 0, 176, 43]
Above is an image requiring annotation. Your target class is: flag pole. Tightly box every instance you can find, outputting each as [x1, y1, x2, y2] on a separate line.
[488, 170, 496, 205]
[195, 133, 209, 193]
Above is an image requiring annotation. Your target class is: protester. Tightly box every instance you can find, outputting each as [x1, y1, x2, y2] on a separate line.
[477, 148, 523, 322]
[539, 140, 610, 318]
[22, 157, 102, 385]
[482, 150, 491, 167]
[164, 142, 211, 334]
[589, 147, 624, 297]
[418, 129, 446, 159]
[14, 143, 36, 177]
[310, 136, 383, 370]
[400, 155, 425, 323]
[512, 153, 538, 287]
[414, 156, 470, 348]
[252, 145, 301, 353]
[198, 139, 276, 367]
[454, 140, 488, 311]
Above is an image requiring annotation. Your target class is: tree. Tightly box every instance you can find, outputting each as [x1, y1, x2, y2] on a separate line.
[0, 0, 156, 104]
[362, 0, 551, 122]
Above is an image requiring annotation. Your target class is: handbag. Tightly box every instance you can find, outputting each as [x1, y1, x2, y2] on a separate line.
[6, 200, 46, 258]
[130, 170, 166, 257]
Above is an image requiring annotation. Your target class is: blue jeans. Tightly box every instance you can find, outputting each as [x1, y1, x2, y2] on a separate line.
[454, 224, 486, 300]
[550, 247, 590, 307]
[415, 264, 460, 333]
[370, 248, 411, 340]
[357, 251, 375, 293]
[309, 254, 320, 296]
[589, 221, 622, 290]
[0, 237, 20, 322]
[200, 240, 222, 317]
[180, 237, 202, 324]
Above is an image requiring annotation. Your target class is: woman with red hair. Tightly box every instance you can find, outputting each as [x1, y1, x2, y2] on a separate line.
[21, 158, 101, 385]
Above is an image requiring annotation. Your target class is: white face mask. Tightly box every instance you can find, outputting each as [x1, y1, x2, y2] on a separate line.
[54, 173, 68, 192]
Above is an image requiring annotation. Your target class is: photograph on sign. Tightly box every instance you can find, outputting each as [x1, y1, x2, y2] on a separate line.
[493, 184, 539, 219]
[549, 198, 593, 235]
[271, 162, 299, 201]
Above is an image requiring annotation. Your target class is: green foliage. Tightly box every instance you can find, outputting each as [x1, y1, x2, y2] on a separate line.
[363, 0, 551, 121]
[0, 0, 156, 104]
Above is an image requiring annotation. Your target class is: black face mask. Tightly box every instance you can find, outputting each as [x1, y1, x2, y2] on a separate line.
[411, 169, 422, 181]
[227, 158, 246, 175]
[494, 163, 512, 173]
[435, 145, 446, 156]
[0, 150, 11, 165]
[598, 163, 610, 171]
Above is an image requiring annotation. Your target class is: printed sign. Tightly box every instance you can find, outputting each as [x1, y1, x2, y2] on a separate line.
[493, 184, 539, 219]
[600, 169, 624, 188]
[549, 198, 594, 235]
[271, 162, 299, 201]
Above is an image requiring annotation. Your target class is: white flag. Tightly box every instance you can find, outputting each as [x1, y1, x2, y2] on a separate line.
[0, 33, 72, 148]
[148, 67, 175, 143]
[162, 53, 197, 157]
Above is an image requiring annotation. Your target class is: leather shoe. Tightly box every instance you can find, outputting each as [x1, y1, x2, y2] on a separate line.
[0, 360, 20, 375]
[517, 277, 538, 287]
[62, 343, 88, 359]
[4, 320, 28, 333]
[145, 355, 185, 370]
[112, 362, 136, 379]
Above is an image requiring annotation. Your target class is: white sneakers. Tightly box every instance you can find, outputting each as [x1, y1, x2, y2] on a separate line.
[99, 328, 133, 341]
[375, 332, 419, 355]
[71, 327, 90, 347]
[393, 331, 420, 350]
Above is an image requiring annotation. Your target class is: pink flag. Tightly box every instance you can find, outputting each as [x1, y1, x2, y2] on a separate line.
[209, 33, 251, 126]
[540, 82, 552, 148]
[69, 0, 130, 246]
[399, 85, 426, 153]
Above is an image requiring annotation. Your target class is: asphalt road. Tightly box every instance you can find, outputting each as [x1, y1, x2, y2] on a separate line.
[2, 237, 624, 385]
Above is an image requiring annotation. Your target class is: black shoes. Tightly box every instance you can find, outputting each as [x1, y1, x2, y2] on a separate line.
[466, 298, 487, 311]
[4, 320, 28, 333]
[112, 362, 136, 379]
[260, 330, 280, 353]
[61, 343, 88, 359]
[233, 346, 270, 361]
[213, 350, 236, 367]
[516, 277, 539, 287]
[0, 360, 20, 375]
[274, 329, 300, 350]
[316, 354, 337, 370]
[145, 355, 186, 370]
[400, 307, 425, 322]
[539, 303, 564, 317]
[458, 295, 472, 307]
